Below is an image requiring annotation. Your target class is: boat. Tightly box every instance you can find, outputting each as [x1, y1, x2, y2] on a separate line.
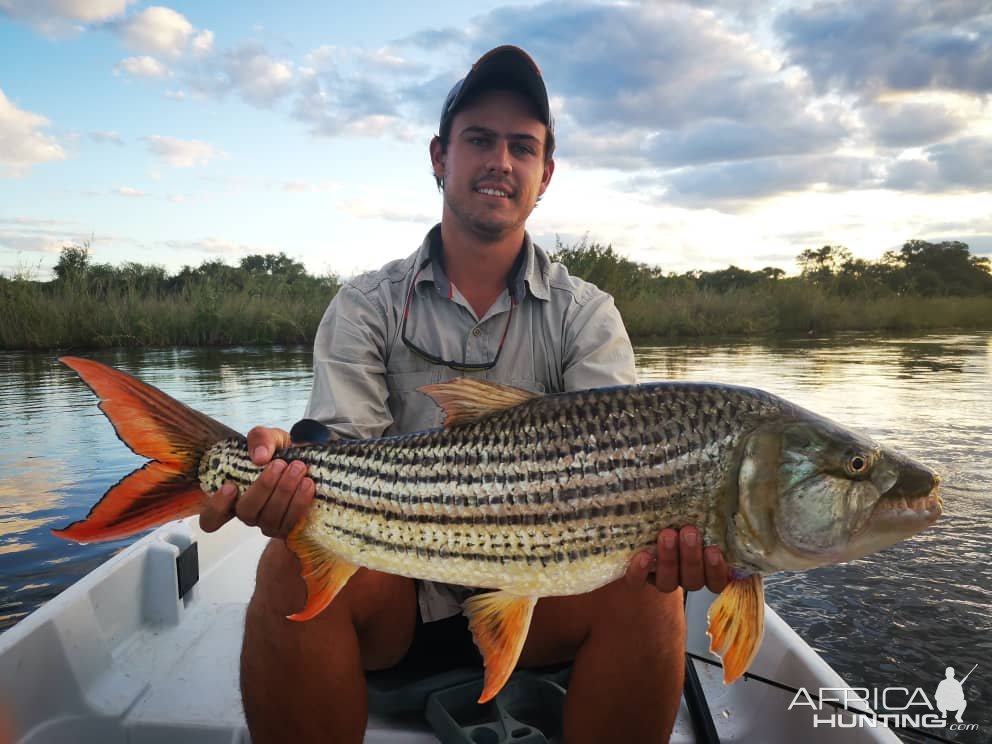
[0, 517, 902, 743]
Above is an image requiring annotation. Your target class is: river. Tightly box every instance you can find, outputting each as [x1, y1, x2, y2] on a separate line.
[1, 334, 989, 742]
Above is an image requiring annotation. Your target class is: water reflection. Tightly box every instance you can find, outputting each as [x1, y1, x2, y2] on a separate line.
[1, 337, 989, 741]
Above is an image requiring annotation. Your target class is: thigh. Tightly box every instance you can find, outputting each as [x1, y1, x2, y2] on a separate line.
[517, 579, 685, 669]
[248, 539, 418, 670]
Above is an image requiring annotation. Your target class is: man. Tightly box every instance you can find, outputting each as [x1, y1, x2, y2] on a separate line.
[200, 45, 729, 743]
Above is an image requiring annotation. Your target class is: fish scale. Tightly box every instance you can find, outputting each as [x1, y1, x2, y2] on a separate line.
[198, 382, 785, 595]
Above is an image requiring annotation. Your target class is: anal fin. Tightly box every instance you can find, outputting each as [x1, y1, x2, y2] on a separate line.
[285, 521, 359, 622]
[706, 573, 765, 684]
[463, 591, 537, 703]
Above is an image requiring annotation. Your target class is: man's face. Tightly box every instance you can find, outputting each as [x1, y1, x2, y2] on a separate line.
[431, 89, 554, 242]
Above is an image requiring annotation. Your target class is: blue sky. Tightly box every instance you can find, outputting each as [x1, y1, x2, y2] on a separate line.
[1, 0, 990, 280]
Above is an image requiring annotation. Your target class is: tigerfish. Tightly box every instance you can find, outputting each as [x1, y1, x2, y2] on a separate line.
[55, 357, 942, 703]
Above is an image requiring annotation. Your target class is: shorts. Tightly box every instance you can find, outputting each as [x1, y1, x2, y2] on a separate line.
[389, 601, 483, 678]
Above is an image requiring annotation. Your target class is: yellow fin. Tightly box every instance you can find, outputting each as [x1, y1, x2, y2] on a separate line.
[285, 521, 360, 622]
[463, 591, 537, 703]
[419, 378, 539, 427]
[706, 573, 765, 684]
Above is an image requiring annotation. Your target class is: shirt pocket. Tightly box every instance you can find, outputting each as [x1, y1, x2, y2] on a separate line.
[385, 368, 446, 433]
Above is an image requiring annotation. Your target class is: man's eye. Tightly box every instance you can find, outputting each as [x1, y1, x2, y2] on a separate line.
[470, 137, 489, 147]
[512, 144, 535, 156]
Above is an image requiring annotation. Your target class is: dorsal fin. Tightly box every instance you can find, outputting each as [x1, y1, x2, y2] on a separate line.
[418, 378, 540, 427]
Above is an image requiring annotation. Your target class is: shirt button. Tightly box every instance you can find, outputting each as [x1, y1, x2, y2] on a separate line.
[472, 327, 482, 337]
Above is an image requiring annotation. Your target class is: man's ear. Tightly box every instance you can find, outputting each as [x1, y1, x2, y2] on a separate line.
[538, 158, 555, 197]
[429, 136, 446, 180]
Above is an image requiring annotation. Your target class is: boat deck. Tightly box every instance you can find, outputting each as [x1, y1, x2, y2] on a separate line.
[0, 520, 898, 743]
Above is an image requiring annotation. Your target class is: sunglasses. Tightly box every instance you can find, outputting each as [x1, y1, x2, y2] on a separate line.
[401, 261, 517, 373]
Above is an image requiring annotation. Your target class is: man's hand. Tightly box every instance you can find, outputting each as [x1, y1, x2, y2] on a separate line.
[199, 426, 315, 539]
[625, 527, 729, 594]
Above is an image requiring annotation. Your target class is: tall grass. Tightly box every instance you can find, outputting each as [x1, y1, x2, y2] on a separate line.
[2, 240, 990, 351]
[617, 283, 992, 340]
[0, 273, 337, 351]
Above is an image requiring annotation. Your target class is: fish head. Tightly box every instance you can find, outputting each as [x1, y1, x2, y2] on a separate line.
[731, 414, 942, 572]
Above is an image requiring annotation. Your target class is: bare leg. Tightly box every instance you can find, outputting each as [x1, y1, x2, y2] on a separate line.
[241, 540, 417, 744]
[520, 578, 686, 744]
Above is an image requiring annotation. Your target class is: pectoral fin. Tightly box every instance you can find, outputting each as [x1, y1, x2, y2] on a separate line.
[706, 573, 765, 684]
[463, 591, 537, 703]
[286, 521, 359, 622]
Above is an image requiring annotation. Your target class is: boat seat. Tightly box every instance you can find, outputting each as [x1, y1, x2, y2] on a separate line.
[367, 664, 571, 744]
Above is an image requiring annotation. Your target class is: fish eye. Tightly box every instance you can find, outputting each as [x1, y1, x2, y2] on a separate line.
[847, 453, 869, 476]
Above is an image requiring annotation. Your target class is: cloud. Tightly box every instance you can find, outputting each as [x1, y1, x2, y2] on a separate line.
[118, 5, 196, 57]
[339, 200, 435, 224]
[0, 88, 67, 176]
[776, 1, 992, 96]
[115, 55, 171, 79]
[217, 44, 294, 106]
[0, 0, 135, 36]
[89, 130, 125, 146]
[884, 137, 992, 191]
[145, 135, 220, 167]
[0, 216, 91, 259]
[625, 155, 884, 208]
[113, 186, 145, 197]
[191, 29, 213, 55]
[161, 237, 272, 256]
[860, 100, 970, 148]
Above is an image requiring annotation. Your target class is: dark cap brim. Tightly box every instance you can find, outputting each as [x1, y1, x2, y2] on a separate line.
[440, 45, 550, 133]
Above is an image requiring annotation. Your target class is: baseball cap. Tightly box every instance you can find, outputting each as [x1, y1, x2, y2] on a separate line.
[439, 45, 551, 136]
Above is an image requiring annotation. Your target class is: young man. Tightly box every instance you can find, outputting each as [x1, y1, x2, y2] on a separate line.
[200, 46, 729, 743]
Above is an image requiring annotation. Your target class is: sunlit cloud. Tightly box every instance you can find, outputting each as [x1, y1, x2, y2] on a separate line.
[0, 88, 67, 176]
[115, 55, 171, 79]
[145, 134, 222, 167]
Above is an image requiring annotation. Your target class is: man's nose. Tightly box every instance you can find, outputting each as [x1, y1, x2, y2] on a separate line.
[486, 141, 512, 173]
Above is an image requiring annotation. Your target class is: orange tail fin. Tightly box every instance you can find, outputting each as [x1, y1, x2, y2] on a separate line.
[54, 356, 242, 543]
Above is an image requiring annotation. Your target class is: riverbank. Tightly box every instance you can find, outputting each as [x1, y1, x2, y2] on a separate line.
[3, 276, 991, 351]
[3, 240, 990, 350]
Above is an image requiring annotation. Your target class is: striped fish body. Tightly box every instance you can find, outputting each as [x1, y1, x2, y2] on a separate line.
[198, 381, 784, 596]
[56, 358, 941, 701]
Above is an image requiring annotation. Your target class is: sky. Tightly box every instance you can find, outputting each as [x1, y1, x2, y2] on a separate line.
[1, 0, 990, 281]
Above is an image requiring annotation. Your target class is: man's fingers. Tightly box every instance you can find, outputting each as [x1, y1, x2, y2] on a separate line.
[654, 529, 680, 593]
[199, 482, 237, 533]
[679, 527, 705, 591]
[236, 460, 286, 526]
[246, 426, 291, 466]
[704, 547, 730, 593]
[624, 551, 654, 589]
[276, 476, 315, 539]
[255, 460, 308, 537]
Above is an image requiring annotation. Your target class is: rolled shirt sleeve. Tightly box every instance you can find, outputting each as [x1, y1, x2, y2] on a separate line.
[561, 284, 637, 392]
[305, 285, 394, 440]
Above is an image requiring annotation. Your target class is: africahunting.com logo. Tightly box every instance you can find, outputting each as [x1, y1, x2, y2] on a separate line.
[787, 664, 979, 732]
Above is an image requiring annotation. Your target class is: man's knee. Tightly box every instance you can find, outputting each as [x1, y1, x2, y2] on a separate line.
[245, 539, 417, 666]
[523, 579, 685, 666]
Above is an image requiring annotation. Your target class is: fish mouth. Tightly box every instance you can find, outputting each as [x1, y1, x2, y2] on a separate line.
[868, 465, 943, 530]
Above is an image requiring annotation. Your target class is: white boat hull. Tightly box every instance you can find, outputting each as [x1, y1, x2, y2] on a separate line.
[0, 519, 899, 743]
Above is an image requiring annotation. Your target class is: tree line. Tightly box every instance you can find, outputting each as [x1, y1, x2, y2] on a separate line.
[1, 238, 989, 350]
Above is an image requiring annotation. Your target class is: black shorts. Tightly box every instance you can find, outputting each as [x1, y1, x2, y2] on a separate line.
[390, 604, 483, 678]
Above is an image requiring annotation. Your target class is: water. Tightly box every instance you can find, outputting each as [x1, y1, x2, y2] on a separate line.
[1, 335, 989, 741]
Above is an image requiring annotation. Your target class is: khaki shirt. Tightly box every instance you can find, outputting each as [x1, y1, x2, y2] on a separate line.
[306, 224, 635, 620]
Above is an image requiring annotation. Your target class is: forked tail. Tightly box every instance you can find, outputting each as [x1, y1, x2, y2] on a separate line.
[54, 356, 242, 543]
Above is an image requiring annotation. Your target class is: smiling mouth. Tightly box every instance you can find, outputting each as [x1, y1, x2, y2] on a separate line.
[475, 186, 511, 198]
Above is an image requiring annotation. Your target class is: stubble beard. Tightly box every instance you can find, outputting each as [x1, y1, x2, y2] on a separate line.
[442, 182, 531, 242]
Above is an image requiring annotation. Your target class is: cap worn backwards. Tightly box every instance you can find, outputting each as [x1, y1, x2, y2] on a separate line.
[439, 45, 550, 137]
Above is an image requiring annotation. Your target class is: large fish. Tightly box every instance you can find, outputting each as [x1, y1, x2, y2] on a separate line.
[55, 357, 941, 702]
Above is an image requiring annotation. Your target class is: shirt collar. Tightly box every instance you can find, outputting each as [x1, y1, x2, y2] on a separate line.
[413, 224, 551, 302]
